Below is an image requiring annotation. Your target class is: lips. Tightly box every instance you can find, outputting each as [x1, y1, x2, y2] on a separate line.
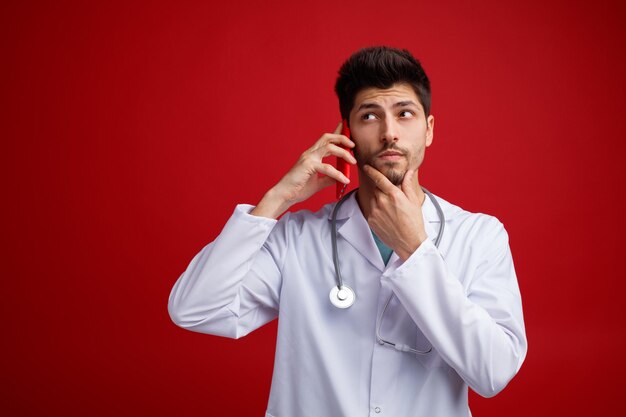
[379, 151, 404, 157]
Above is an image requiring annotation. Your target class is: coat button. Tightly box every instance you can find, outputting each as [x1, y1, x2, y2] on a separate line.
[374, 407, 381, 413]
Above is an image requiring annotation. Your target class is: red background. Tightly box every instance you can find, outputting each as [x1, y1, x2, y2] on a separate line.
[2, 0, 625, 415]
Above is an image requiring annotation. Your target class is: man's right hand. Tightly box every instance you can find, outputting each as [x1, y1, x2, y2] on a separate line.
[250, 122, 356, 219]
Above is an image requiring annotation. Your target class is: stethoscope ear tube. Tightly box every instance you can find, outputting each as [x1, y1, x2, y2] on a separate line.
[375, 289, 433, 354]
[424, 187, 445, 249]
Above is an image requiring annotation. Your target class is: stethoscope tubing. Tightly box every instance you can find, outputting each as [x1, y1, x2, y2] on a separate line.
[330, 186, 445, 355]
[331, 189, 358, 291]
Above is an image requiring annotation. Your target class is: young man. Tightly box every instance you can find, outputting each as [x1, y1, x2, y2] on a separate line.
[169, 46, 527, 417]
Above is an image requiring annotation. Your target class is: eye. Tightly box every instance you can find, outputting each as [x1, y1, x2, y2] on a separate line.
[399, 110, 414, 118]
[362, 113, 377, 121]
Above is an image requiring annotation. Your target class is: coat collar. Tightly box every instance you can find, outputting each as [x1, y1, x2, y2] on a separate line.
[327, 189, 443, 272]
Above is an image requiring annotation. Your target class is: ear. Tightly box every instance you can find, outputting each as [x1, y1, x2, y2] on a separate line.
[425, 115, 435, 147]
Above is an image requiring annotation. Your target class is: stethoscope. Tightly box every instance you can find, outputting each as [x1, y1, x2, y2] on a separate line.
[329, 187, 445, 355]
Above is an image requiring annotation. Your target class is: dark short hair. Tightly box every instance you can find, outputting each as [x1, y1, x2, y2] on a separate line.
[334, 46, 431, 121]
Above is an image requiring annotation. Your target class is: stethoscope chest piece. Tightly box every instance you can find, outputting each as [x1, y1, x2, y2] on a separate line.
[329, 285, 355, 309]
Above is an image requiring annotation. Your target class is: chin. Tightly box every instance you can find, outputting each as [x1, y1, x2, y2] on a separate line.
[381, 167, 406, 186]
[387, 172, 405, 186]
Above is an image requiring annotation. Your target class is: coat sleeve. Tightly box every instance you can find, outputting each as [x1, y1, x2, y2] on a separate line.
[168, 204, 288, 339]
[383, 216, 527, 397]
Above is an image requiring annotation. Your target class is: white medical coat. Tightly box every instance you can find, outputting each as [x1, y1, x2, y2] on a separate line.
[168, 191, 527, 417]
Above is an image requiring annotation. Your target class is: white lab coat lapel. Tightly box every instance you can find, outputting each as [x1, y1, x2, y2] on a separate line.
[328, 193, 386, 272]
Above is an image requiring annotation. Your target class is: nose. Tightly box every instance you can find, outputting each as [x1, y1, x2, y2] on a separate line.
[380, 117, 399, 143]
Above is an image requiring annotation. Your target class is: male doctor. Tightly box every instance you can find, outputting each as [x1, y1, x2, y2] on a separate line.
[169, 46, 527, 417]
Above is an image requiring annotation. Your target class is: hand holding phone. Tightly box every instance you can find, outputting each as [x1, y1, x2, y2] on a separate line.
[251, 122, 354, 218]
[336, 120, 352, 199]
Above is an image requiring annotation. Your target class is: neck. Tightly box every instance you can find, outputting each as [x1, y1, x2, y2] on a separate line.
[356, 170, 426, 220]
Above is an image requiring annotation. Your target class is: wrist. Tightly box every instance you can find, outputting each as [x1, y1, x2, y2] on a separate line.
[397, 232, 428, 262]
[250, 186, 293, 219]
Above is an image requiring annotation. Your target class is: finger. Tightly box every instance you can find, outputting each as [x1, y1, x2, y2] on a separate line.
[363, 165, 396, 194]
[333, 121, 343, 135]
[373, 187, 388, 205]
[316, 142, 357, 164]
[317, 132, 355, 149]
[313, 131, 355, 148]
[316, 162, 350, 184]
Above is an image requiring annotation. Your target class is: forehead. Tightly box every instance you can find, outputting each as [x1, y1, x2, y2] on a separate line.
[353, 83, 421, 109]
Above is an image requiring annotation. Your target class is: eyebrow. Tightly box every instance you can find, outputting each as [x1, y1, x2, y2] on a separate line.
[356, 100, 419, 112]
